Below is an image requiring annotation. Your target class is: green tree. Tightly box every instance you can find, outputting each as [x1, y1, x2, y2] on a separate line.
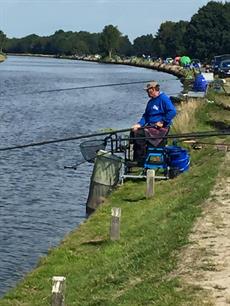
[118, 35, 133, 57]
[169, 21, 188, 56]
[99, 25, 122, 58]
[133, 34, 155, 57]
[154, 21, 176, 58]
[154, 21, 189, 58]
[78, 31, 100, 55]
[184, 1, 230, 61]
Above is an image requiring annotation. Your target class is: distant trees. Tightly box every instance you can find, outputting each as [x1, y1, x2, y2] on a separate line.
[2, 1, 230, 62]
[133, 34, 155, 57]
[118, 35, 133, 57]
[184, 1, 230, 61]
[5, 35, 48, 54]
[154, 21, 188, 58]
[154, 22, 176, 58]
[5, 29, 101, 56]
[0, 30, 6, 53]
[99, 25, 122, 58]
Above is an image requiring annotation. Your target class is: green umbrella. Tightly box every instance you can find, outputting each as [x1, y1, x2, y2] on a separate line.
[180, 56, 191, 66]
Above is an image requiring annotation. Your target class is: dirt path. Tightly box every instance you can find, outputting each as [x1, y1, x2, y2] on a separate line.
[176, 152, 230, 305]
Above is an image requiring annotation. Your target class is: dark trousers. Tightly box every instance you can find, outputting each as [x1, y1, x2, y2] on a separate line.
[130, 126, 169, 164]
[130, 129, 146, 164]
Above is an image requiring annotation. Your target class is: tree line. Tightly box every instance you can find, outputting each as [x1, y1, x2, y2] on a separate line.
[1, 1, 230, 62]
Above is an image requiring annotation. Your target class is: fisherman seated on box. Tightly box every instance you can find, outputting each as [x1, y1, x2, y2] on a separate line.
[131, 81, 177, 165]
[192, 72, 208, 92]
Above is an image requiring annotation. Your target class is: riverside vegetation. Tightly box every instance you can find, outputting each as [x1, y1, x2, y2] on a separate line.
[0, 72, 229, 305]
[0, 53, 6, 62]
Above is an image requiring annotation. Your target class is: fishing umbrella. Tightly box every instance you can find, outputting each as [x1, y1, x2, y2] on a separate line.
[174, 56, 180, 64]
[180, 56, 191, 66]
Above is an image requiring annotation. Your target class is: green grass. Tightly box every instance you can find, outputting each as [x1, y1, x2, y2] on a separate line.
[197, 93, 230, 134]
[0, 101, 229, 305]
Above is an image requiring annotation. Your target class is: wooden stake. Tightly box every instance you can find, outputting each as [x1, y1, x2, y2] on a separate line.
[110, 207, 121, 241]
[51, 276, 66, 306]
[146, 169, 155, 198]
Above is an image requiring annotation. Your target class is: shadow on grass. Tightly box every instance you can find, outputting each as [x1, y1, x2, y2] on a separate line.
[81, 237, 108, 246]
[216, 102, 230, 111]
[122, 196, 146, 202]
[208, 120, 230, 130]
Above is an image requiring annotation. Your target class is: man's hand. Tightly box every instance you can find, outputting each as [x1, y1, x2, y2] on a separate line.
[132, 124, 141, 131]
[155, 121, 164, 128]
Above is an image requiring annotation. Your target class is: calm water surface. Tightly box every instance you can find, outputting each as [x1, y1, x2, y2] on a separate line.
[0, 56, 182, 296]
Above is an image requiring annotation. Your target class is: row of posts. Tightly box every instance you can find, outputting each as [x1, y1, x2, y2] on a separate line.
[51, 169, 155, 305]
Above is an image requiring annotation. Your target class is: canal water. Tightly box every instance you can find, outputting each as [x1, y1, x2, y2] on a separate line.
[0, 56, 182, 296]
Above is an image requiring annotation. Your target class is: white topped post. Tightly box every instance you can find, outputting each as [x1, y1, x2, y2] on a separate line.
[146, 169, 155, 198]
[51, 276, 66, 306]
[110, 207, 121, 241]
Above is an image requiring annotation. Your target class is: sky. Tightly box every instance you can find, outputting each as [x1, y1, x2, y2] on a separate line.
[0, 0, 226, 42]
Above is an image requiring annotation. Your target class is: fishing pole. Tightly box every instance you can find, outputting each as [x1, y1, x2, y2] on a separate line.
[64, 131, 230, 170]
[0, 129, 229, 152]
[190, 141, 230, 146]
[0, 78, 179, 97]
[0, 127, 131, 152]
[64, 160, 86, 170]
[121, 130, 230, 141]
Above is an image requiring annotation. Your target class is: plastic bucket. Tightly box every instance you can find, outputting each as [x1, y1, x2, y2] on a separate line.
[166, 146, 190, 173]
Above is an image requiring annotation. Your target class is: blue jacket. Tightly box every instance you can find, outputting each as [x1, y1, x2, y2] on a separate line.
[138, 93, 177, 127]
[193, 74, 208, 92]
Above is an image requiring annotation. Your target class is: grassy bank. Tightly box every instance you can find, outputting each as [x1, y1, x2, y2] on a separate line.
[0, 99, 228, 305]
[0, 53, 6, 62]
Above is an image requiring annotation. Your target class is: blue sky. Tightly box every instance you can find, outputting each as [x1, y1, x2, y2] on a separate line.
[0, 0, 225, 42]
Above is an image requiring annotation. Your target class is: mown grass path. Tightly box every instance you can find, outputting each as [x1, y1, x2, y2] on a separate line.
[175, 152, 230, 305]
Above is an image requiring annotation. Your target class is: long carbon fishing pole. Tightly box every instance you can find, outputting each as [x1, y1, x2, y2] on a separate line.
[123, 129, 230, 141]
[189, 141, 230, 146]
[1, 78, 178, 97]
[0, 129, 229, 152]
[0, 128, 131, 152]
